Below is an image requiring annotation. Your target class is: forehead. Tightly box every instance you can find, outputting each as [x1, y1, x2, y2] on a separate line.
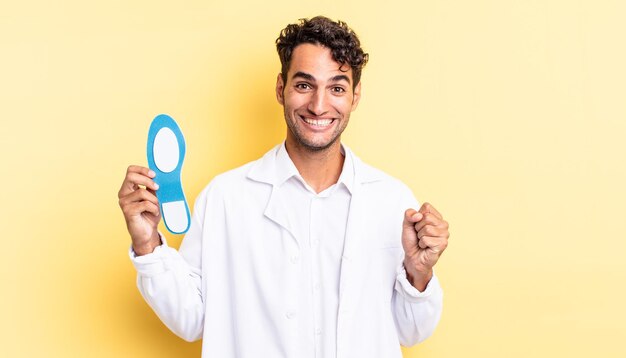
[288, 43, 353, 82]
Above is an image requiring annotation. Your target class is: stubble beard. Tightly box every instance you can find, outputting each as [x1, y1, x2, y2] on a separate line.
[285, 112, 347, 153]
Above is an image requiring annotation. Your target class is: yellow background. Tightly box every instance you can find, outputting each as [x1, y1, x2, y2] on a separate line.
[1, 0, 624, 356]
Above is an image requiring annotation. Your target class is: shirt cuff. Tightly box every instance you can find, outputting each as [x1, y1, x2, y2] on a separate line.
[394, 265, 441, 303]
[128, 232, 173, 276]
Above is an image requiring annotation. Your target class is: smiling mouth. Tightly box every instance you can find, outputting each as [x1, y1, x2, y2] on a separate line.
[301, 117, 335, 127]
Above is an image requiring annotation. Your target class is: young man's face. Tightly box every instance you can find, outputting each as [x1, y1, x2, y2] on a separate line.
[276, 43, 361, 152]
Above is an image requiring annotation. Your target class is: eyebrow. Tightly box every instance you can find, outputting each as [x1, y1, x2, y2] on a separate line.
[329, 74, 351, 84]
[291, 71, 351, 84]
[292, 71, 315, 82]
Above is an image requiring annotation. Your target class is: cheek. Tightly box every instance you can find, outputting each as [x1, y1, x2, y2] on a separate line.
[333, 98, 354, 114]
[284, 93, 309, 110]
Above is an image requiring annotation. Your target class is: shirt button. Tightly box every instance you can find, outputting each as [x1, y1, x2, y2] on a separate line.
[314, 283, 320, 291]
[315, 328, 322, 335]
[290, 255, 299, 264]
[286, 311, 297, 319]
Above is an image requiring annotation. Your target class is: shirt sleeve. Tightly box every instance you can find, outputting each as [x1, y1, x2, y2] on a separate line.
[394, 265, 442, 301]
[128, 185, 211, 342]
[391, 259, 444, 347]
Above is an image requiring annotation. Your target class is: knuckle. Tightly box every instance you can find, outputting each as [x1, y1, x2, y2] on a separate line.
[140, 187, 151, 197]
[136, 188, 146, 198]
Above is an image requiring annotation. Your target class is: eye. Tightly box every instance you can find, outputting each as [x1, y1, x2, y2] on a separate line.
[331, 86, 346, 93]
[295, 83, 312, 90]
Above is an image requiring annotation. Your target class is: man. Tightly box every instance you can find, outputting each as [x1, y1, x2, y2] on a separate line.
[119, 16, 449, 358]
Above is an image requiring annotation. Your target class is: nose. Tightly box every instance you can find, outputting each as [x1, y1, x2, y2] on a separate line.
[307, 88, 329, 116]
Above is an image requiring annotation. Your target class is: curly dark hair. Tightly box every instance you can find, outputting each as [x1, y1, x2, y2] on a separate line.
[276, 16, 369, 89]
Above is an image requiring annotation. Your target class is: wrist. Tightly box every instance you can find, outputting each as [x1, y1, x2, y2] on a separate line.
[133, 233, 162, 256]
[403, 256, 433, 291]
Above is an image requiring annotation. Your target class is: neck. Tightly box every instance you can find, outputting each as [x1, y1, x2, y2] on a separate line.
[284, 138, 345, 194]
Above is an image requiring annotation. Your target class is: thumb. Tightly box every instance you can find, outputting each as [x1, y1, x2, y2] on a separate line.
[403, 208, 423, 229]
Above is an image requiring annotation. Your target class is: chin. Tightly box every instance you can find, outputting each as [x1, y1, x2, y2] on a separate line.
[297, 137, 340, 152]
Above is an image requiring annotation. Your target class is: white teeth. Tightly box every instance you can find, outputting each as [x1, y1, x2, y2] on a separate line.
[303, 118, 333, 126]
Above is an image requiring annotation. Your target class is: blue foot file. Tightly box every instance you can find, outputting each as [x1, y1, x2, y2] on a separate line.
[147, 114, 191, 234]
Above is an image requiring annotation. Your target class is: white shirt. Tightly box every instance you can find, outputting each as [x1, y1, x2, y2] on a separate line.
[130, 143, 443, 358]
[274, 143, 352, 357]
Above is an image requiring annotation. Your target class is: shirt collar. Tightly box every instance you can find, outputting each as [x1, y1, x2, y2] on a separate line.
[275, 141, 355, 194]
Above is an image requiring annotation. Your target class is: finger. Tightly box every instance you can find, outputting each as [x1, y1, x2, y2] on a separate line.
[414, 213, 446, 232]
[127, 172, 159, 190]
[403, 209, 424, 228]
[127, 165, 156, 178]
[418, 236, 448, 254]
[418, 202, 443, 220]
[119, 187, 159, 208]
[118, 171, 159, 198]
[417, 224, 447, 240]
[124, 200, 161, 218]
[121, 187, 159, 207]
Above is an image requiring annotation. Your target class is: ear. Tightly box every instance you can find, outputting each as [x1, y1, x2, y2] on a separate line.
[276, 74, 285, 105]
[351, 81, 362, 111]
